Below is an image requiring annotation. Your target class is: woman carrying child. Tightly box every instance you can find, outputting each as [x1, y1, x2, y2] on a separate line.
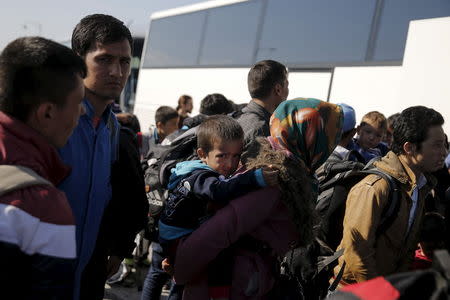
[172, 98, 344, 299]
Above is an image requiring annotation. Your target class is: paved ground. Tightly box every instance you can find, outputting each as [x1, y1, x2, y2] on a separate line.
[102, 265, 169, 300]
[103, 278, 170, 300]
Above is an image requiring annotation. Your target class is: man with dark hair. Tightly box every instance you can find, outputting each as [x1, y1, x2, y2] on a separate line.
[141, 106, 179, 157]
[238, 59, 289, 162]
[199, 93, 233, 116]
[155, 106, 180, 132]
[58, 14, 134, 299]
[0, 37, 86, 299]
[335, 106, 447, 284]
[178, 93, 233, 131]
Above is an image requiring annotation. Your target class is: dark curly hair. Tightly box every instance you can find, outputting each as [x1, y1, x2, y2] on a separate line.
[391, 106, 444, 154]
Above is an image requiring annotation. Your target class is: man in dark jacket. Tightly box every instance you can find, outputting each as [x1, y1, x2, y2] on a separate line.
[237, 60, 289, 162]
[0, 37, 86, 299]
[82, 114, 149, 299]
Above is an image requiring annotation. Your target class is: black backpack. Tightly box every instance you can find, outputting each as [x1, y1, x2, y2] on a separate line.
[274, 152, 401, 300]
[141, 127, 198, 241]
[315, 151, 401, 251]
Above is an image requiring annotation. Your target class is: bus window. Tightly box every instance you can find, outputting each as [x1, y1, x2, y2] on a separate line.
[199, 1, 262, 66]
[373, 0, 450, 62]
[143, 11, 205, 68]
[256, 0, 376, 66]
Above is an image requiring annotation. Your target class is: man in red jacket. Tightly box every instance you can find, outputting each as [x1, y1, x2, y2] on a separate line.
[0, 37, 86, 299]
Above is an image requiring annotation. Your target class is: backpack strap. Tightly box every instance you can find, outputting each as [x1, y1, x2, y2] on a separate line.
[343, 149, 365, 163]
[317, 248, 344, 274]
[0, 165, 52, 197]
[329, 261, 346, 293]
[360, 168, 401, 237]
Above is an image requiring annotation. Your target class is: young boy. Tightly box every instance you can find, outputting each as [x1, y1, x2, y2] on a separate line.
[159, 115, 277, 297]
[159, 114, 277, 243]
[348, 111, 389, 163]
[140, 106, 179, 158]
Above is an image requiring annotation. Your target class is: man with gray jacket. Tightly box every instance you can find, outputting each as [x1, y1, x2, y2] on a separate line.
[238, 60, 289, 162]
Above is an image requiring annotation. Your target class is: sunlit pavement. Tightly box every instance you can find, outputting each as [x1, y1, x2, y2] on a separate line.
[103, 281, 170, 300]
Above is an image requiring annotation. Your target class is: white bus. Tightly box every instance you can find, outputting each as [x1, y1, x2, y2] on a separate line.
[134, 0, 450, 134]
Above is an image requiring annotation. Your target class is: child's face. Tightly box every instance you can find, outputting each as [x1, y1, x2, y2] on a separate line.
[157, 117, 178, 139]
[198, 139, 243, 177]
[357, 121, 385, 150]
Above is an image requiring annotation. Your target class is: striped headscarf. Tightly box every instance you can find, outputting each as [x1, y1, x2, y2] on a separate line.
[269, 98, 343, 172]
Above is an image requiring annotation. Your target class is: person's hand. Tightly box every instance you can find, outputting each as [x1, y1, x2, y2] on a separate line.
[106, 255, 123, 279]
[262, 165, 279, 187]
[162, 258, 174, 275]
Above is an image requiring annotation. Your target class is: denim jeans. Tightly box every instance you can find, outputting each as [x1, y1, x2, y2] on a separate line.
[141, 242, 183, 300]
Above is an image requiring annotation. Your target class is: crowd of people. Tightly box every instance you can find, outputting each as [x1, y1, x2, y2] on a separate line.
[0, 13, 449, 300]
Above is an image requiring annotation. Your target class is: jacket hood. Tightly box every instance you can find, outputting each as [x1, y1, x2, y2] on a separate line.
[168, 160, 213, 190]
[0, 111, 70, 185]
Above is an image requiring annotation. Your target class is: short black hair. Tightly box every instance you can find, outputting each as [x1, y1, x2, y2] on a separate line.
[0, 37, 86, 122]
[248, 60, 287, 99]
[72, 14, 133, 57]
[199, 93, 233, 115]
[197, 115, 243, 153]
[155, 106, 178, 125]
[391, 106, 444, 154]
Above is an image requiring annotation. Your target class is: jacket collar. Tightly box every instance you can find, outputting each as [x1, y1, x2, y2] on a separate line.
[242, 100, 272, 122]
[82, 98, 113, 125]
[374, 151, 437, 193]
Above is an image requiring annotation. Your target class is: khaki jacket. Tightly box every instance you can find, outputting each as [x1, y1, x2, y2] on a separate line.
[334, 151, 436, 284]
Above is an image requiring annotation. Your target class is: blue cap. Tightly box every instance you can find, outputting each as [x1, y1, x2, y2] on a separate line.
[337, 103, 356, 133]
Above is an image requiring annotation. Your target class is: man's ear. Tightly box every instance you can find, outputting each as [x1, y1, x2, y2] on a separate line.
[403, 141, 417, 155]
[35, 102, 55, 124]
[197, 148, 206, 160]
[273, 83, 282, 96]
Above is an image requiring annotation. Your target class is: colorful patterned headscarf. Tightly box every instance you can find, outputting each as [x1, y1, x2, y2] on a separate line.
[269, 98, 343, 172]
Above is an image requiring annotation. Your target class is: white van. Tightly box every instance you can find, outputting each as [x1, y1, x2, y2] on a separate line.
[134, 0, 450, 135]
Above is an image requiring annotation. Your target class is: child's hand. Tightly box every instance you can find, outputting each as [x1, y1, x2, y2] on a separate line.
[262, 165, 279, 187]
[162, 258, 174, 275]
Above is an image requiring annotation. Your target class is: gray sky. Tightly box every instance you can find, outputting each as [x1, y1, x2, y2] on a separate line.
[0, 0, 204, 49]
